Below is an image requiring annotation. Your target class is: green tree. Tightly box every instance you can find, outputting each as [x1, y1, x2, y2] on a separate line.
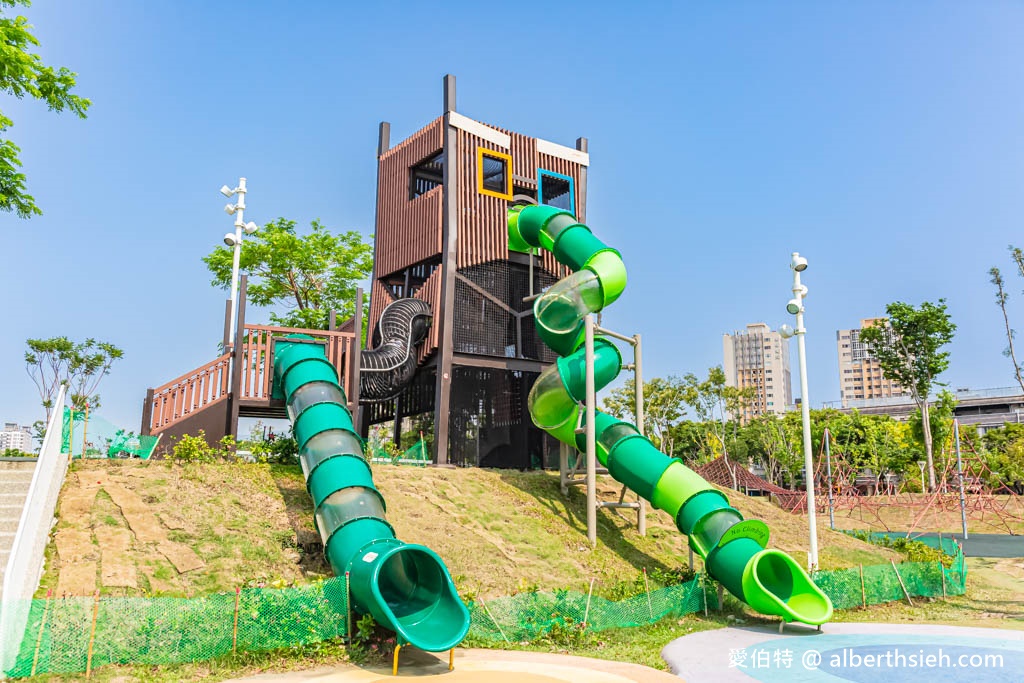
[859, 300, 956, 491]
[602, 376, 687, 453]
[988, 246, 1024, 394]
[203, 218, 373, 330]
[680, 367, 754, 459]
[909, 389, 956, 477]
[0, 1, 90, 217]
[25, 337, 123, 418]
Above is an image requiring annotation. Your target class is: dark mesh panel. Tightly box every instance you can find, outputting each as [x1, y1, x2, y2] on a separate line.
[447, 366, 560, 469]
[454, 261, 558, 363]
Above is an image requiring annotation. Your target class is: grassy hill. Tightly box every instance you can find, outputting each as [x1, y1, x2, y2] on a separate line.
[39, 459, 898, 600]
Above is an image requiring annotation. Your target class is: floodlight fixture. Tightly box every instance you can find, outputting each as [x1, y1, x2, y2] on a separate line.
[223, 233, 238, 247]
[786, 299, 803, 315]
[224, 203, 238, 215]
[220, 185, 235, 198]
[779, 324, 795, 339]
[791, 253, 808, 272]
[244, 221, 258, 234]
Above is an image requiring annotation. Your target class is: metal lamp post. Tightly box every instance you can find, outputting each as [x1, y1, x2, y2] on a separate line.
[779, 251, 819, 571]
[220, 178, 259, 346]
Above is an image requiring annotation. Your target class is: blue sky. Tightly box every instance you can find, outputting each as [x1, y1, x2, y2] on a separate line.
[3, 1, 1024, 434]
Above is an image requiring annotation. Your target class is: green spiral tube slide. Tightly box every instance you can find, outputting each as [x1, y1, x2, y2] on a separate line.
[273, 337, 471, 651]
[511, 204, 833, 627]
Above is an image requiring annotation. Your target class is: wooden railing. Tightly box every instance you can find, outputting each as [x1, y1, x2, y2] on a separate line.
[148, 353, 232, 432]
[237, 324, 357, 402]
[147, 324, 357, 434]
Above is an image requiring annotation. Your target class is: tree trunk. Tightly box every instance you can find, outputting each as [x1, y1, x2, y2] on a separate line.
[921, 399, 937, 491]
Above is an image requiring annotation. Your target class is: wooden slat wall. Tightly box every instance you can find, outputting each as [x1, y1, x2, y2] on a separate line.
[376, 117, 444, 278]
[367, 278, 396, 352]
[412, 266, 442, 362]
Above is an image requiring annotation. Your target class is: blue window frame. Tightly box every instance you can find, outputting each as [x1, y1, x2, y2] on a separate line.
[537, 169, 575, 214]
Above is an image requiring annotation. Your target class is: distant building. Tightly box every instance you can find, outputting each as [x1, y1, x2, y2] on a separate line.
[837, 386, 1024, 436]
[722, 322, 792, 423]
[0, 423, 35, 453]
[837, 318, 909, 407]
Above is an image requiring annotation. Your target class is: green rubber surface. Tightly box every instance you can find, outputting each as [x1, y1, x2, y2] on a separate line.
[513, 204, 834, 627]
[276, 336, 470, 651]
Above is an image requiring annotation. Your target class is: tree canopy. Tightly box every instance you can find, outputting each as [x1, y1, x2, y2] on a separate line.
[24, 336, 123, 418]
[603, 375, 687, 453]
[202, 218, 373, 330]
[859, 300, 955, 491]
[0, 0, 90, 218]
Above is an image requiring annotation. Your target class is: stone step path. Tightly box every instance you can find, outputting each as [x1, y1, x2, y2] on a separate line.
[0, 459, 37, 594]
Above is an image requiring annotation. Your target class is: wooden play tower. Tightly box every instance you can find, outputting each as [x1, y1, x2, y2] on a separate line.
[363, 74, 591, 467]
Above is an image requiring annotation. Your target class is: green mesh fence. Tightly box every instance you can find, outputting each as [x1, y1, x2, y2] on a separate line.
[4, 579, 349, 678]
[59, 408, 160, 459]
[368, 439, 430, 466]
[3, 541, 967, 678]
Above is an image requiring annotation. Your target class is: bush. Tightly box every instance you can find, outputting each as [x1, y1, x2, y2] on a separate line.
[848, 530, 955, 568]
[168, 431, 238, 463]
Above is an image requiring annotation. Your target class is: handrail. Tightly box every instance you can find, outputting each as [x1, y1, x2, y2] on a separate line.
[148, 324, 357, 434]
[151, 352, 232, 396]
[1, 385, 67, 672]
[243, 323, 356, 338]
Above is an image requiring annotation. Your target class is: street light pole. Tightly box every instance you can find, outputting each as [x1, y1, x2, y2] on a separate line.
[781, 251, 819, 571]
[220, 178, 258, 346]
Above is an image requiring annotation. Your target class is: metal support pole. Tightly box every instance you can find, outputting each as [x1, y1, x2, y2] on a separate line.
[824, 428, 835, 530]
[634, 333, 647, 537]
[954, 419, 969, 539]
[791, 256, 819, 570]
[584, 314, 597, 547]
[226, 178, 249, 346]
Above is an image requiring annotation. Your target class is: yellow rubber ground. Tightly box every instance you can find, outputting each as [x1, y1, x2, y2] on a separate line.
[224, 648, 681, 682]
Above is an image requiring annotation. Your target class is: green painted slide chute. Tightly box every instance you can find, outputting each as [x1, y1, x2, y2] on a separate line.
[273, 337, 470, 651]
[511, 204, 833, 627]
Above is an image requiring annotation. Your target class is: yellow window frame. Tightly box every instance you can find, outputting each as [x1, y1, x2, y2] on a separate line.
[476, 147, 513, 200]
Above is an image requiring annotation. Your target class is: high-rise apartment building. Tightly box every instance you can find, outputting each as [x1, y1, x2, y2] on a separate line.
[0, 422, 35, 453]
[837, 318, 908, 407]
[722, 322, 793, 423]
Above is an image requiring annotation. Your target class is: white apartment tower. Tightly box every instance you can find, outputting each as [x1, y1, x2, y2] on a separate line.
[723, 322, 793, 423]
[837, 318, 908, 406]
[0, 423, 35, 453]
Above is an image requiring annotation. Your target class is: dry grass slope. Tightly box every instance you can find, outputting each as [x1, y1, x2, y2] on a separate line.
[40, 460, 899, 600]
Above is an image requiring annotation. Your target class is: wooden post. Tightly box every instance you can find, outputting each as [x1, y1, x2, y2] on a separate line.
[68, 407, 75, 461]
[643, 568, 654, 619]
[480, 600, 510, 643]
[449, 647, 454, 671]
[717, 583, 725, 611]
[701, 574, 709, 617]
[345, 571, 352, 643]
[85, 590, 100, 678]
[31, 590, 53, 676]
[859, 564, 867, 608]
[583, 578, 595, 628]
[232, 586, 241, 653]
[940, 561, 947, 599]
[392, 643, 402, 676]
[81, 402, 90, 458]
[891, 560, 914, 606]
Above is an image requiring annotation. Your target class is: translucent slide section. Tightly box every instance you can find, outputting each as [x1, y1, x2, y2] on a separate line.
[274, 337, 471, 651]
[511, 204, 832, 627]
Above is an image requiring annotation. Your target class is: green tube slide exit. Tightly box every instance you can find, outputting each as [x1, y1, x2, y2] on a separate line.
[273, 337, 470, 651]
[511, 204, 833, 627]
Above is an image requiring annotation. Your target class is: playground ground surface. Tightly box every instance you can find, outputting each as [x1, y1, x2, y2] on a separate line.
[16, 460, 1023, 680]
[662, 623, 1024, 682]
[224, 649, 680, 682]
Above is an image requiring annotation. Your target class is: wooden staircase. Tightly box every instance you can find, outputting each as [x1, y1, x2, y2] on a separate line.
[143, 324, 358, 450]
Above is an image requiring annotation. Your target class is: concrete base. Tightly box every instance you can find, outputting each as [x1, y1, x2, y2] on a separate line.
[224, 648, 680, 682]
[662, 623, 1024, 682]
